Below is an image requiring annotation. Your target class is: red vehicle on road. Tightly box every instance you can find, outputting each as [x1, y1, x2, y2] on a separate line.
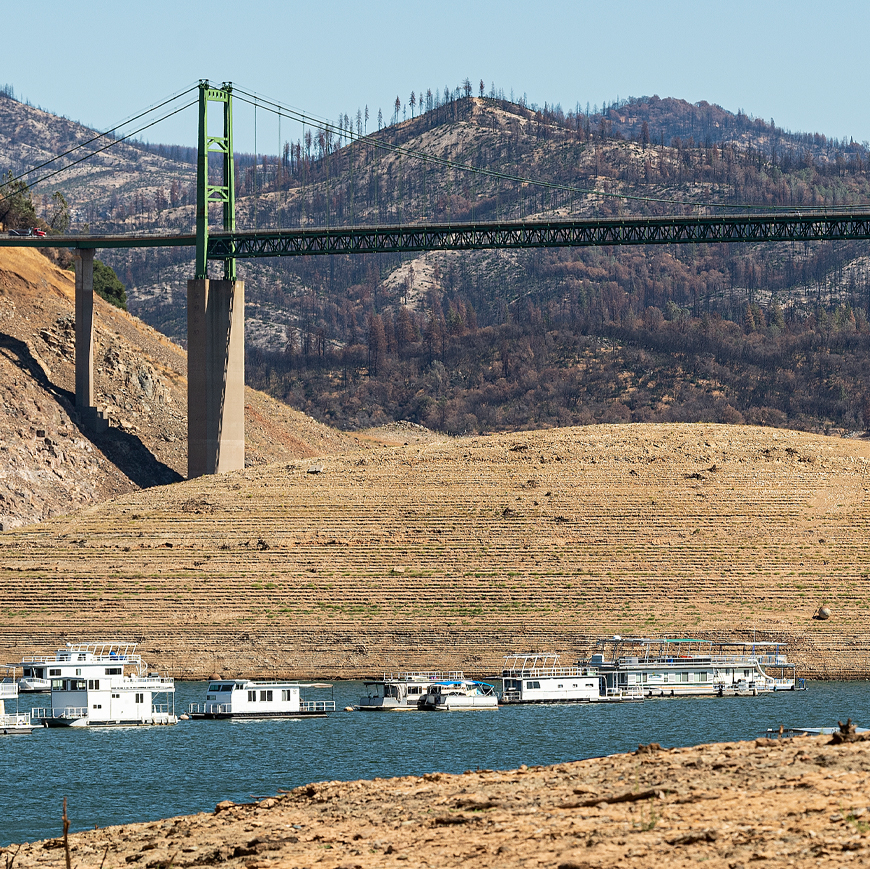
[7, 227, 46, 237]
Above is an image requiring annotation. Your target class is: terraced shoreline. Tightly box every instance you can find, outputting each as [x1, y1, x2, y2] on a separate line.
[1, 423, 869, 678]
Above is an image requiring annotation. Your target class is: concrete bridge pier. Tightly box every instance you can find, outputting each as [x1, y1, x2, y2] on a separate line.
[187, 279, 245, 478]
[74, 248, 108, 434]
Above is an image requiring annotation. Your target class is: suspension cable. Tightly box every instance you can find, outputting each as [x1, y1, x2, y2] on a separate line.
[14, 99, 197, 194]
[1, 84, 199, 192]
[230, 85, 868, 215]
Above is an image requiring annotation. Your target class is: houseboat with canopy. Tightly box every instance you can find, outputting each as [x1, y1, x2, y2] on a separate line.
[500, 653, 643, 703]
[578, 637, 803, 698]
[31, 642, 177, 727]
[358, 671, 466, 711]
[188, 680, 335, 719]
[13, 641, 142, 693]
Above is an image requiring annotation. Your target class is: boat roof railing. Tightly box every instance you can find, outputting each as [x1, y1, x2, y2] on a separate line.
[19, 642, 145, 673]
[593, 636, 785, 649]
[503, 652, 560, 668]
[502, 652, 598, 676]
[209, 680, 334, 688]
[369, 671, 465, 682]
[64, 641, 139, 656]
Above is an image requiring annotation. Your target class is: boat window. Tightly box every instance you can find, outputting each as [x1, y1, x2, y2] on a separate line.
[525, 681, 541, 690]
[680, 673, 689, 682]
[73, 679, 86, 690]
[385, 685, 400, 699]
[408, 686, 421, 694]
[281, 689, 296, 701]
[49, 669, 60, 677]
[248, 690, 256, 702]
[92, 704, 102, 709]
[221, 685, 233, 691]
[260, 690, 273, 702]
[105, 668, 122, 675]
[52, 679, 64, 690]
[135, 693, 144, 703]
[23, 668, 32, 678]
[88, 680, 100, 690]
[208, 684, 223, 692]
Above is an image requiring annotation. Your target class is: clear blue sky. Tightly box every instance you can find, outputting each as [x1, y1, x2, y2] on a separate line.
[8, 0, 870, 155]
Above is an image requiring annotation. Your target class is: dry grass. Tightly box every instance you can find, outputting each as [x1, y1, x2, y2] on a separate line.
[1, 422, 869, 678]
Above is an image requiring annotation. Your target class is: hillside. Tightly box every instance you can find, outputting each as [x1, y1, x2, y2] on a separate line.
[3, 89, 870, 438]
[1, 422, 868, 677]
[0, 246, 359, 530]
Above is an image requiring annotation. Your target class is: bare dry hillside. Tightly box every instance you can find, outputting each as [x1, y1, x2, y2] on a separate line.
[1, 420, 868, 677]
[0, 246, 357, 530]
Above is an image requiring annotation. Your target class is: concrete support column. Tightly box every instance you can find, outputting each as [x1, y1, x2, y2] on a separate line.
[187, 279, 245, 478]
[74, 248, 95, 410]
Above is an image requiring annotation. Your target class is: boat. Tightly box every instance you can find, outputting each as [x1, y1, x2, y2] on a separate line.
[357, 671, 466, 711]
[417, 679, 499, 711]
[13, 641, 140, 693]
[30, 641, 177, 727]
[188, 680, 336, 719]
[500, 653, 642, 703]
[1, 669, 38, 734]
[764, 725, 868, 738]
[579, 636, 804, 698]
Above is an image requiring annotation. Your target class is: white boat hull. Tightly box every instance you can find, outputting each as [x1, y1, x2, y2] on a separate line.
[39, 715, 178, 728]
[424, 698, 498, 711]
[357, 697, 421, 711]
[18, 678, 50, 693]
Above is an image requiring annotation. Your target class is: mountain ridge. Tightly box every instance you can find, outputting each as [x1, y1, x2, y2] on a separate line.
[2, 89, 870, 439]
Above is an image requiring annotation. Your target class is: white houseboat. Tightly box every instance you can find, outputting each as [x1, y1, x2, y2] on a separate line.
[579, 637, 802, 698]
[1, 669, 37, 734]
[31, 642, 177, 727]
[188, 680, 335, 719]
[13, 641, 140, 693]
[500, 653, 642, 703]
[358, 671, 465, 711]
[417, 679, 499, 711]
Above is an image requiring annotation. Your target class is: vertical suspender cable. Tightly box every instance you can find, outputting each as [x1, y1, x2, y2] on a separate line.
[254, 99, 258, 230]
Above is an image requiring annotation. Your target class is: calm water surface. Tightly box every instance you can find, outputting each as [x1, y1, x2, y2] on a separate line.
[2, 680, 868, 845]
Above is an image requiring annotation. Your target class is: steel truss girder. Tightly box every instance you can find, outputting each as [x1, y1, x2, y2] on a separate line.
[206, 212, 870, 259]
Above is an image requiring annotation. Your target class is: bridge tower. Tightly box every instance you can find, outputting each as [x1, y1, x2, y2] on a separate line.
[187, 81, 245, 478]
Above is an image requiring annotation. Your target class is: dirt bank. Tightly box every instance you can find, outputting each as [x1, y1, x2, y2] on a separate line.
[6, 731, 870, 868]
[2, 423, 870, 678]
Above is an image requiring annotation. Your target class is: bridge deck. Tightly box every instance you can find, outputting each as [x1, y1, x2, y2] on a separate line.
[1, 210, 869, 257]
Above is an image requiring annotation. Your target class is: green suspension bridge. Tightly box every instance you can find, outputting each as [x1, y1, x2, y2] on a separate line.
[1, 81, 869, 476]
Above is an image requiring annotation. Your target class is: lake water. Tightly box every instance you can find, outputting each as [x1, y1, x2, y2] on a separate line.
[2, 680, 868, 846]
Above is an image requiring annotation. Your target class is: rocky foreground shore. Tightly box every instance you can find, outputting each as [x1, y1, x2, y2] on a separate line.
[7, 730, 870, 869]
